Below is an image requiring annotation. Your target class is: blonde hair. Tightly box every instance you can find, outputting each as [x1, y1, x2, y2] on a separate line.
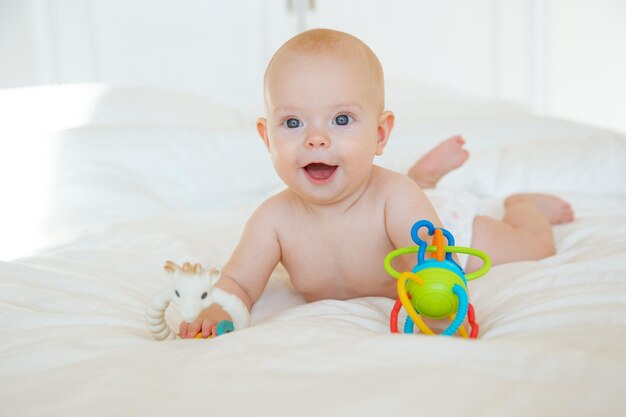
[263, 29, 385, 110]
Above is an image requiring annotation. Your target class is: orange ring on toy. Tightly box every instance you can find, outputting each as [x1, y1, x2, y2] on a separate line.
[431, 229, 445, 261]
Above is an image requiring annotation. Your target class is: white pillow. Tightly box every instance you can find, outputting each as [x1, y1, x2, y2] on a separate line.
[0, 84, 244, 131]
[52, 124, 279, 214]
[0, 125, 281, 258]
[437, 133, 626, 198]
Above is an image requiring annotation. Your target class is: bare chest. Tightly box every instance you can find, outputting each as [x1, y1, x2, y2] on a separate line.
[277, 213, 398, 301]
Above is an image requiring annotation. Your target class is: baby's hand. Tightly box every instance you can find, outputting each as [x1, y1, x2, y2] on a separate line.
[178, 304, 232, 338]
[179, 318, 210, 338]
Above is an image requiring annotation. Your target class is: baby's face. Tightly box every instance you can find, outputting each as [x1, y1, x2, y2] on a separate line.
[258, 51, 390, 205]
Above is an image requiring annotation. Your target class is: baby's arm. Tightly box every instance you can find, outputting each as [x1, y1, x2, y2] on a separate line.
[384, 174, 444, 255]
[179, 198, 282, 338]
[383, 172, 462, 283]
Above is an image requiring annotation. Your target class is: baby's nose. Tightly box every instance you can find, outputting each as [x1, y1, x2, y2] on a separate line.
[305, 132, 329, 149]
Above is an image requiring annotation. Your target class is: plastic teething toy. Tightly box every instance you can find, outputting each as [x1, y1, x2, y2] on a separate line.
[384, 220, 491, 338]
[145, 261, 249, 340]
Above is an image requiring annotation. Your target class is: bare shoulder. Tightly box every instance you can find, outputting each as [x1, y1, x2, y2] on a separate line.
[371, 165, 425, 201]
[371, 165, 443, 247]
[248, 189, 294, 227]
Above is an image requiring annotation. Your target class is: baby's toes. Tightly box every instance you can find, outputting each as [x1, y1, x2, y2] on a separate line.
[560, 204, 575, 223]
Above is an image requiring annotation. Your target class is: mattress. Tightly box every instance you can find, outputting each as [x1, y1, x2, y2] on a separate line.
[1, 83, 625, 416]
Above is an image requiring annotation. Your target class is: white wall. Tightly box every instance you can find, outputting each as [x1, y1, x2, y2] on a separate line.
[549, 0, 626, 132]
[0, 0, 624, 132]
[306, 0, 502, 99]
[0, 0, 39, 85]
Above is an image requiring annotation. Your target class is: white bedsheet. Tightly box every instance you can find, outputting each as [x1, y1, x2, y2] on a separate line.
[1, 84, 626, 416]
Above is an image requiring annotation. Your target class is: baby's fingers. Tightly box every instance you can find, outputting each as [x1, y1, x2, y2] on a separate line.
[201, 319, 216, 338]
[179, 321, 189, 338]
[181, 320, 202, 338]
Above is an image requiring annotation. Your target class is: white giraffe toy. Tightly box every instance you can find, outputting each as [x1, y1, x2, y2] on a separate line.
[146, 261, 250, 340]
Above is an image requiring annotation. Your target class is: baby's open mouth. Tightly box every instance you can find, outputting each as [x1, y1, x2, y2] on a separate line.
[304, 163, 338, 181]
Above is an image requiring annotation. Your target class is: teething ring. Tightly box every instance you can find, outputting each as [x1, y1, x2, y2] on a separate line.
[385, 221, 491, 338]
[385, 241, 490, 338]
[396, 272, 469, 337]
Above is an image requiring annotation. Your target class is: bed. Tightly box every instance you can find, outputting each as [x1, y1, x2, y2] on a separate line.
[1, 82, 625, 416]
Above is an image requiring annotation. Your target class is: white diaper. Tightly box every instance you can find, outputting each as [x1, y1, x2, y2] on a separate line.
[423, 189, 482, 268]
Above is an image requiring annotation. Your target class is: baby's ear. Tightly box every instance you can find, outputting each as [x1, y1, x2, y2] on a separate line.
[375, 111, 395, 156]
[256, 118, 270, 152]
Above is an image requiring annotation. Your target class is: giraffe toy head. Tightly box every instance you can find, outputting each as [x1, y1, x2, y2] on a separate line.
[163, 260, 220, 323]
[146, 260, 249, 340]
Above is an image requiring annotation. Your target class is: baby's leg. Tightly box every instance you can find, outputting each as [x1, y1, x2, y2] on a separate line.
[407, 135, 469, 188]
[466, 193, 574, 272]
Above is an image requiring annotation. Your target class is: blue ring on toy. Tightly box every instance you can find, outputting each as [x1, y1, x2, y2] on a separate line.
[411, 220, 460, 266]
[411, 220, 435, 264]
[441, 228, 456, 249]
[404, 315, 415, 334]
[441, 285, 469, 336]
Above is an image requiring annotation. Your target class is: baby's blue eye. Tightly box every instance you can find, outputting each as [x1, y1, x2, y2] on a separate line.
[285, 118, 302, 128]
[334, 114, 352, 126]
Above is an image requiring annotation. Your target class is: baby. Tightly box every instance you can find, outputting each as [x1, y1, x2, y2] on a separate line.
[179, 29, 574, 338]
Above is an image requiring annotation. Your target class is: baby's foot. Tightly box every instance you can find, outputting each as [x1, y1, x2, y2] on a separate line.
[407, 135, 469, 188]
[505, 193, 575, 224]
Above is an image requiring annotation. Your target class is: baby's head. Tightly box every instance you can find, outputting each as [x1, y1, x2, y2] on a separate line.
[257, 29, 394, 205]
[262, 28, 385, 115]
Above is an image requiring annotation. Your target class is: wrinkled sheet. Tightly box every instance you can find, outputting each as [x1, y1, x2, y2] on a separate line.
[1, 84, 626, 416]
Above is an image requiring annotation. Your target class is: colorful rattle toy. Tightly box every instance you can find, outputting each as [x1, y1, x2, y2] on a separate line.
[146, 261, 250, 340]
[384, 220, 491, 338]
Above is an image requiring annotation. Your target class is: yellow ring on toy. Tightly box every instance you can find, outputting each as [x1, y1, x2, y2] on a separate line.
[397, 272, 434, 335]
